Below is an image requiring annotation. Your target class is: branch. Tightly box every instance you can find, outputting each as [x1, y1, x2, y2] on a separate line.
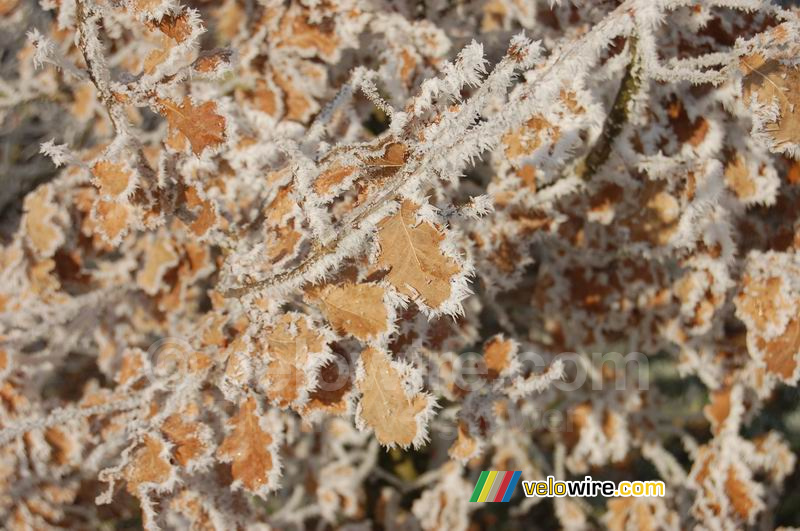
[576, 35, 641, 180]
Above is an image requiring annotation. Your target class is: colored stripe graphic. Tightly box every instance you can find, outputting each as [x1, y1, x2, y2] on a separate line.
[501, 471, 521, 502]
[493, 471, 513, 502]
[487, 471, 504, 500]
[470, 471, 489, 502]
[477, 471, 498, 502]
[470, 471, 522, 502]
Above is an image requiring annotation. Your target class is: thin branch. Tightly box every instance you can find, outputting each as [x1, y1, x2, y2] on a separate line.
[576, 35, 641, 181]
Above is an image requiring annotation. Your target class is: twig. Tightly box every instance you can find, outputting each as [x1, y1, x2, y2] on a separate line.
[576, 36, 641, 181]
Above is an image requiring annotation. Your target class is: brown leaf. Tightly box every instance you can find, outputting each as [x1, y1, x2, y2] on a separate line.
[357, 347, 431, 448]
[93, 198, 133, 243]
[158, 97, 226, 155]
[757, 317, 800, 381]
[448, 421, 479, 461]
[703, 386, 731, 434]
[92, 160, 133, 197]
[262, 314, 327, 408]
[23, 185, 64, 258]
[483, 335, 515, 381]
[315, 164, 356, 195]
[376, 201, 460, 309]
[741, 55, 800, 150]
[161, 408, 207, 467]
[216, 397, 276, 493]
[137, 236, 179, 295]
[725, 467, 757, 522]
[182, 186, 218, 237]
[308, 282, 388, 340]
[124, 435, 172, 495]
[723, 153, 757, 200]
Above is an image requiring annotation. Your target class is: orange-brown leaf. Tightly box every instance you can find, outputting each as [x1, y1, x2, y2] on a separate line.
[357, 347, 430, 448]
[376, 201, 459, 309]
[216, 397, 275, 493]
[92, 160, 133, 197]
[310, 282, 388, 340]
[262, 314, 327, 407]
[159, 97, 226, 155]
[124, 435, 172, 495]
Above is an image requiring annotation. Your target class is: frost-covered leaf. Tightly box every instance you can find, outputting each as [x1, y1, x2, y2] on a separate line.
[158, 97, 226, 155]
[216, 397, 278, 495]
[261, 313, 331, 408]
[23, 185, 64, 258]
[92, 160, 135, 198]
[741, 54, 800, 155]
[307, 282, 388, 340]
[376, 201, 460, 310]
[356, 347, 433, 448]
[124, 435, 173, 496]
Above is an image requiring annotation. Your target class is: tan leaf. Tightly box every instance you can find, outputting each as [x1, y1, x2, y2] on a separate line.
[757, 317, 800, 381]
[315, 164, 356, 195]
[737, 275, 793, 335]
[741, 55, 800, 150]
[137, 236, 180, 295]
[357, 347, 431, 448]
[703, 386, 731, 434]
[0, 0, 20, 16]
[725, 467, 758, 522]
[376, 200, 460, 309]
[216, 397, 276, 493]
[93, 198, 132, 243]
[483, 335, 515, 381]
[278, 11, 341, 62]
[308, 282, 388, 340]
[724, 153, 757, 200]
[182, 186, 218, 237]
[150, 13, 193, 42]
[262, 314, 327, 408]
[193, 49, 232, 74]
[23, 185, 64, 258]
[448, 421, 480, 461]
[161, 408, 207, 467]
[502, 115, 560, 159]
[124, 435, 173, 495]
[92, 160, 133, 197]
[158, 97, 226, 155]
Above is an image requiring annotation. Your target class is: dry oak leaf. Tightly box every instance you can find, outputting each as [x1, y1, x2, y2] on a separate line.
[23, 185, 64, 258]
[158, 97, 226, 155]
[137, 235, 180, 295]
[92, 160, 134, 197]
[278, 10, 341, 63]
[736, 275, 794, 335]
[725, 466, 760, 523]
[376, 201, 460, 309]
[741, 54, 800, 151]
[161, 408, 208, 467]
[483, 335, 517, 381]
[216, 396, 277, 494]
[181, 185, 218, 237]
[124, 435, 173, 496]
[315, 164, 356, 196]
[307, 282, 388, 340]
[448, 421, 480, 461]
[262, 313, 328, 408]
[92, 198, 133, 243]
[756, 317, 800, 382]
[357, 347, 432, 448]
